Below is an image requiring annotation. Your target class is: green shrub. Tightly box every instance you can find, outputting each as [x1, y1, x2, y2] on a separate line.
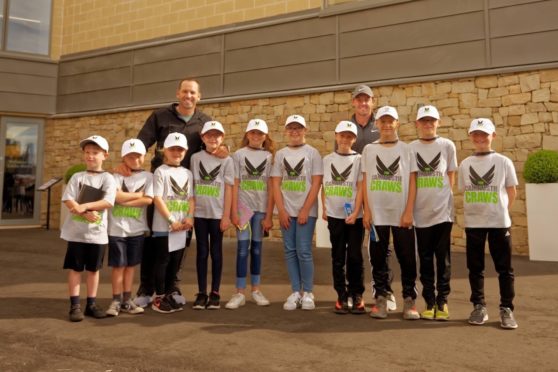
[524, 150, 558, 183]
[63, 164, 86, 184]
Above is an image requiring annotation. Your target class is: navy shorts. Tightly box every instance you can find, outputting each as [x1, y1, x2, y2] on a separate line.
[63, 241, 105, 272]
[108, 235, 144, 267]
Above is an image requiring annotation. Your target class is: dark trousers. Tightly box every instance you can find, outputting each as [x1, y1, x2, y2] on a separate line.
[369, 225, 417, 299]
[153, 236, 184, 295]
[327, 217, 365, 297]
[194, 218, 223, 294]
[416, 222, 452, 307]
[466, 228, 515, 310]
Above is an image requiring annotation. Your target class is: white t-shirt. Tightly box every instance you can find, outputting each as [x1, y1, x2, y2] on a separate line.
[271, 144, 323, 218]
[410, 137, 457, 228]
[191, 151, 235, 219]
[152, 164, 193, 233]
[61, 171, 116, 244]
[322, 151, 363, 219]
[361, 141, 415, 226]
[458, 152, 518, 228]
[108, 171, 154, 237]
[233, 147, 273, 213]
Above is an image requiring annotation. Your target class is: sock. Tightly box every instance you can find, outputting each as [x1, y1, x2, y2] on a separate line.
[70, 296, 80, 306]
[86, 297, 96, 307]
[113, 293, 122, 302]
[123, 292, 132, 302]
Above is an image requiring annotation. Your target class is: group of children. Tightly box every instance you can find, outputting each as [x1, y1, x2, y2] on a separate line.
[61, 106, 518, 330]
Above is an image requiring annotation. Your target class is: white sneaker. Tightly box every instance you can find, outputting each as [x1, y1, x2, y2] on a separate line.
[387, 292, 397, 311]
[283, 292, 302, 310]
[301, 292, 315, 310]
[106, 300, 121, 317]
[225, 293, 246, 310]
[251, 290, 270, 306]
[133, 294, 153, 308]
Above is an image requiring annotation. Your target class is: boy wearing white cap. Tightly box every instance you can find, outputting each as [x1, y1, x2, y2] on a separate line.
[61, 135, 117, 321]
[409, 105, 457, 320]
[151, 132, 194, 314]
[458, 118, 518, 329]
[321, 121, 365, 314]
[191, 121, 235, 310]
[225, 119, 275, 309]
[271, 114, 324, 311]
[105, 139, 154, 317]
[361, 106, 419, 320]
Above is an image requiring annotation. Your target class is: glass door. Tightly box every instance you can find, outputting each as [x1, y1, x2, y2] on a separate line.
[0, 117, 44, 225]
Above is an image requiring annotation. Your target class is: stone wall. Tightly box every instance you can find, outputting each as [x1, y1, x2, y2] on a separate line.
[42, 68, 558, 254]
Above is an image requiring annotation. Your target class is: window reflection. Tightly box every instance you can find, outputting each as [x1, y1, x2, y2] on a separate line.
[6, 0, 51, 55]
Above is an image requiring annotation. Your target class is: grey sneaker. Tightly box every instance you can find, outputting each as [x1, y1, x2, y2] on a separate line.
[106, 300, 121, 317]
[69, 304, 84, 322]
[402, 297, 420, 320]
[370, 295, 388, 319]
[120, 299, 144, 314]
[387, 292, 397, 311]
[499, 307, 518, 329]
[468, 304, 489, 325]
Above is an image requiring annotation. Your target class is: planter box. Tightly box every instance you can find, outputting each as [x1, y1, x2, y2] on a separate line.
[526, 183, 558, 261]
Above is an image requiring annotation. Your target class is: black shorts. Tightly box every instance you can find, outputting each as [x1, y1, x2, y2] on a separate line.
[63, 241, 105, 272]
[108, 235, 144, 267]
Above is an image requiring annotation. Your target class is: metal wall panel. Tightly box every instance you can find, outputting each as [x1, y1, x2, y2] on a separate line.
[56, 87, 131, 113]
[491, 30, 558, 66]
[58, 67, 131, 95]
[134, 53, 221, 85]
[489, 1, 558, 37]
[132, 75, 222, 105]
[133, 36, 222, 65]
[58, 52, 133, 76]
[0, 92, 56, 114]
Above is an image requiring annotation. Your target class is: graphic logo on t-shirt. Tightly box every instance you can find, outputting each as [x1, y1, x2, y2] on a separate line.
[241, 158, 267, 191]
[465, 165, 498, 204]
[112, 180, 146, 218]
[167, 176, 190, 212]
[282, 158, 306, 192]
[324, 163, 353, 198]
[370, 156, 402, 192]
[416, 152, 443, 189]
[196, 162, 221, 198]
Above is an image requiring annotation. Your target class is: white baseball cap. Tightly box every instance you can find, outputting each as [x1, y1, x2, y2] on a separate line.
[121, 139, 146, 157]
[335, 120, 358, 136]
[376, 106, 399, 120]
[468, 118, 495, 135]
[163, 132, 188, 149]
[201, 121, 225, 135]
[80, 135, 109, 152]
[285, 114, 306, 127]
[416, 105, 440, 120]
[246, 119, 268, 134]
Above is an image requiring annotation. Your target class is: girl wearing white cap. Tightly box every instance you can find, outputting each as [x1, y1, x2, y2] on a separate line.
[225, 119, 275, 309]
[271, 115, 324, 311]
[191, 121, 235, 310]
[106, 139, 154, 317]
[151, 132, 194, 314]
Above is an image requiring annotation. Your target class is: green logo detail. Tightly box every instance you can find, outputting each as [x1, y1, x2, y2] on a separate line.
[376, 156, 400, 177]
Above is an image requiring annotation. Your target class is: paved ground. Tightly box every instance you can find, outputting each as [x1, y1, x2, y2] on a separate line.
[0, 228, 557, 372]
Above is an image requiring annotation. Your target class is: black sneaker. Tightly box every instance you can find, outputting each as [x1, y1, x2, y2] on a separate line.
[151, 295, 174, 314]
[334, 293, 349, 314]
[206, 291, 221, 310]
[69, 304, 84, 322]
[351, 294, 366, 314]
[193, 293, 208, 310]
[165, 294, 184, 312]
[84, 303, 106, 318]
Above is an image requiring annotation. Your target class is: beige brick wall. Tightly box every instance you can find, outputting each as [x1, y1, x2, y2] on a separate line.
[54, 0, 322, 58]
[42, 68, 558, 255]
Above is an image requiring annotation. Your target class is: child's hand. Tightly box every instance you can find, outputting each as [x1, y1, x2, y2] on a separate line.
[83, 211, 100, 223]
[262, 216, 273, 232]
[169, 221, 183, 232]
[278, 209, 290, 229]
[362, 210, 372, 230]
[297, 207, 310, 225]
[345, 212, 357, 225]
[321, 207, 327, 221]
[182, 217, 193, 231]
[231, 214, 240, 229]
[399, 211, 413, 229]
[220, 216, 231, 232]
[71, 203, 88, 215]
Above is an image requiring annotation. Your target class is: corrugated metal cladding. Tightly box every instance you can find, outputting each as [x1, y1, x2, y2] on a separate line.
[6, 0, 558, 115]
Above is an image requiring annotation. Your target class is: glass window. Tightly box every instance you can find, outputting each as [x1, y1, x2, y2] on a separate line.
[6, 0, 51, 55]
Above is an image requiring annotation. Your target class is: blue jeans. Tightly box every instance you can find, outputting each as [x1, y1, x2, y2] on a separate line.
[235, 212, 265, 289]
[280, 217, 316, 292]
